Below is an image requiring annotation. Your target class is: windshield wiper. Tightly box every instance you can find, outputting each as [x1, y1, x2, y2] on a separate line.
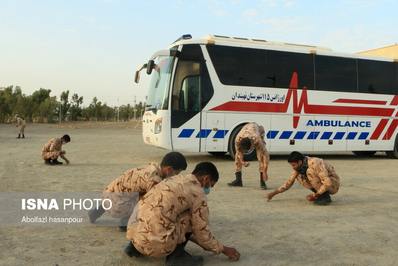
[145, 105, 157, 111]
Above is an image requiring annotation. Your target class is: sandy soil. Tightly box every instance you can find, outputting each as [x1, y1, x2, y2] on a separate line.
[0, 123, 397, 266]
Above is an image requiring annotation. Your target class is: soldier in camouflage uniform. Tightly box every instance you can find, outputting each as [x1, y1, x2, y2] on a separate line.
[125, 162, 240, 266]
[228, 122, 270, 189]
[15, 114, 26, 139]
[267, 151, 340, 205]
[41, 135, 71, 165]
[88, 152, 187, 231]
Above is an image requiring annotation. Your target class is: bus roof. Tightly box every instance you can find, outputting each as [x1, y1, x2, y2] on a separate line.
[170, 34, 396, 63]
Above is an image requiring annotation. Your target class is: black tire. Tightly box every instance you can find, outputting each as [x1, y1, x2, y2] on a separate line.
[352, 151, 377, 157]
[386, 134, 398, 159]
[208, 152, 227, 157]
[228, 124, 257, 161]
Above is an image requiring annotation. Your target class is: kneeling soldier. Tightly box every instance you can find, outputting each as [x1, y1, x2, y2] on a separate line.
[41, 135, 71, 165]
[267, 151, 340, 205]
[125, 162, 240, 266]
[88, 152, 187, 231]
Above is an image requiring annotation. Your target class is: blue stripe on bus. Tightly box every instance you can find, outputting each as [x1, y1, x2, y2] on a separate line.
[280, 131, 293, 139]
[294, 131, 306, 139]
[307, 132, 320, 140]
[346, 132, 357, 140]
[177, 129, 372, 141]
[358, 132, 369, 140]
[178, 129, 195, 138]
[196, 129, 212, 138]
[321, 132, 333, 140]
[214, 130, 229, 139]
[267, 130, 279, 139]
[333, 132, 345, 140]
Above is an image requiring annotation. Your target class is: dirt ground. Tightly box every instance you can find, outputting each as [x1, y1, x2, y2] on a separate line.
[1, 122, 397, 266]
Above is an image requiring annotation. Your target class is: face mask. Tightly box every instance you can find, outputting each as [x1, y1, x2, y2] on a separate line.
[203, 187, 211, 195]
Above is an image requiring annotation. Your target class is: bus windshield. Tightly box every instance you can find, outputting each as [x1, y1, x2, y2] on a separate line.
[146, 56, 174, 111]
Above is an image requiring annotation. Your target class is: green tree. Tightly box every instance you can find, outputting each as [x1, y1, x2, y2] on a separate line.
[60, 90, 71, 121]
[69, 93, 83, 121]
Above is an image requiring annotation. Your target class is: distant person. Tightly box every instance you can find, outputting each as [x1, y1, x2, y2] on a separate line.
[267, 151, 340, 205]
[41, 135, 71, 165]
[15, 114, 26, 139]
[228, 122, 270, 189]
[88, 152, 187, 231]
[125, 162, 240, 266]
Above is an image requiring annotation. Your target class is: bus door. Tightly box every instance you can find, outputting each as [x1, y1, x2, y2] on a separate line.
[203, 112, 226, 152]
[170, 60, 203, 152]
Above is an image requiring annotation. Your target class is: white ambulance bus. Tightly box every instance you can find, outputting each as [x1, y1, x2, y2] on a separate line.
[135, 34, 398, 159]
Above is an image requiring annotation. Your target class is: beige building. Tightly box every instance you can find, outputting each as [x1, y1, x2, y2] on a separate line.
[357, 44, 398, 61]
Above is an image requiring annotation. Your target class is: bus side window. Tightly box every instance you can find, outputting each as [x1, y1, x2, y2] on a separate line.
[180, 75, 200, 112]
[172, 61, 200, 111]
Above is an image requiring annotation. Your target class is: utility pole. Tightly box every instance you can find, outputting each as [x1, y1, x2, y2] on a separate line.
[117, 98, 120, 122]
[59, 102, 62, 124]
[134, 95, 137, 120]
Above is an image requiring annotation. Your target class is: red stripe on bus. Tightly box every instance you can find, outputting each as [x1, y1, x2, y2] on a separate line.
[333, 99, 387, 105]
[370, 119, 389, 140]
[391, 95, 398, 105]
[211, 101, 395, 117]
[382, 119, 398, 140]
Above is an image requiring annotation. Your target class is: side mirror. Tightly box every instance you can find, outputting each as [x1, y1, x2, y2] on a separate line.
[134, 63, 148, 84]
[146, 60, 155, 75]
[134, 71, 140, 83]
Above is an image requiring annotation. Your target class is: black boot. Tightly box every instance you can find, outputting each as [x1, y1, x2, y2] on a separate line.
[166, 234, 203, 266]
[52, 159, 63, 165]
[44, 159, 52, 165]
[22, 134, 25, 138]
[118, 216, 129, 232]
[314, 192, 332, 206]
[88, 205, 105, 223]
[260, 176, 267, 190]
[228, 171, 243, 187]
[17, 134, 21, 139]
[124, 241, 143, 258]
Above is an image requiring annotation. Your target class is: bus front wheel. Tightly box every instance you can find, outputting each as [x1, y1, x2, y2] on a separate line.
[228, 124, 257, 161]
[386, 134, 398, 159]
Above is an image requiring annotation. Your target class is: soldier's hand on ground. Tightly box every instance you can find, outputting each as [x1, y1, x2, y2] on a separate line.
[222, 246, 240, 261]
[65, 159, 70, 165]
[306, 194, 317, 202]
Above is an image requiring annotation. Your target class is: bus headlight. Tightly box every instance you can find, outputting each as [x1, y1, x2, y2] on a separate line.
[154, 118, 162, 134]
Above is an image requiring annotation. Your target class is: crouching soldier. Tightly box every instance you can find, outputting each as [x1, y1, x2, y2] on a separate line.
[41, 135, 71, 165]
[88, 152, 187, 231]
[228, 122, 270, 189]
[125, 162, 240, 266]
[15, 114, 26, 139]
[267, 151, 340, 205]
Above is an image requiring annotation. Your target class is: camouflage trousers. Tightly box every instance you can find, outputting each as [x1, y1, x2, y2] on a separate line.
[42, 151, 61, 160]
[128, 210, 192, 257]
[102, 191, 139, 219]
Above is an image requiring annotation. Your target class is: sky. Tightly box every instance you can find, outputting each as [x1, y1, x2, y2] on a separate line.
[0, 0, 397, 106]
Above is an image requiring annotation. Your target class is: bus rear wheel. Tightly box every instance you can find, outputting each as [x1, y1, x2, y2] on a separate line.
[352, 151, 376, 157]
[208, 152, 227, 157]
[386, 134, 398, 159]
[228, 124, 257, 161]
